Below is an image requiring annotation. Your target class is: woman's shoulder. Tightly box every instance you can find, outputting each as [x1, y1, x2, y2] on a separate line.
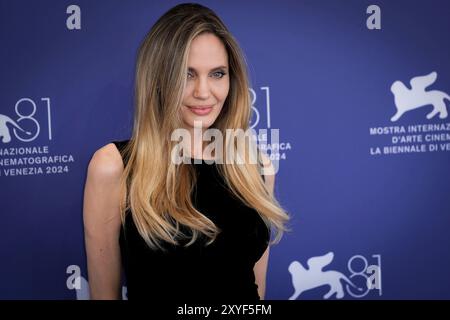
[87, 141, 126, 181]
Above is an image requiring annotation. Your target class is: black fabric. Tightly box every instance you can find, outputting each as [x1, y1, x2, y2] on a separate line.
[112, 139, 270, 301]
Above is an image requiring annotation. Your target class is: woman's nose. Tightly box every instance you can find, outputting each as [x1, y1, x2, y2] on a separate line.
[193, 77, 210, 99]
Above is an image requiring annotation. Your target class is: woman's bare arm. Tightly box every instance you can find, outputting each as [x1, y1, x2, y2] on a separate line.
[83, 143, 124, 299]
[254, 245, 270, 300]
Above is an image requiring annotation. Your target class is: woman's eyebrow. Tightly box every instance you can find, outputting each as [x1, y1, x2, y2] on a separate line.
[188, 65, 228, 72]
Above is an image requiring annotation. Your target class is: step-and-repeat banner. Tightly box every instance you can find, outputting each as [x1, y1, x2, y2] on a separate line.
[1, 0, 449, 299]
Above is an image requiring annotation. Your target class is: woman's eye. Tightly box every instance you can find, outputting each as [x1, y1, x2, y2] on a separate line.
[187, 72, 194, 79]
[212, 71, 226, 79]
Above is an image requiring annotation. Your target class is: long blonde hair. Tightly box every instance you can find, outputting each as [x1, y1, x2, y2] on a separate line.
[119, 3, 290, 250]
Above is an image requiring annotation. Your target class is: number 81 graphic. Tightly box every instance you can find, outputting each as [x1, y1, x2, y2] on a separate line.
[13, 97, 52, 142]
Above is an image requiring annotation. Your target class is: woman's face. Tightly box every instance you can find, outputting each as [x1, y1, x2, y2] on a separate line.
[180, 33, 230, 131]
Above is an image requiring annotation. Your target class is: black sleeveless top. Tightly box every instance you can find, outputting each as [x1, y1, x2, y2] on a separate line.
[113, 140, 270, 301]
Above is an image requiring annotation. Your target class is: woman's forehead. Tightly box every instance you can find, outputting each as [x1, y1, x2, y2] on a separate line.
[187, 34, 228, 68]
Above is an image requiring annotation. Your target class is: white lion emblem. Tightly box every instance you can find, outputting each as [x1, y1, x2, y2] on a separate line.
[390, 71, 449, 122]
[288, 252, 363, 299]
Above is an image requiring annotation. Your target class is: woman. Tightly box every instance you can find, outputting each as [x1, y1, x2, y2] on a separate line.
[83, 3, 290, 301]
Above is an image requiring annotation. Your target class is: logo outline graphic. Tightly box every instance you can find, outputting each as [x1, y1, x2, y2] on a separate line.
[0, 114, 32, 143]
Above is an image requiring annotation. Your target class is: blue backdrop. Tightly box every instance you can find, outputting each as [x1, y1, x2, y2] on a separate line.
[1, 0, 449, 299]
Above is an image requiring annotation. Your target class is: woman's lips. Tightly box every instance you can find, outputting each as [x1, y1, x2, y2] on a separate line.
[187, 105, 213, 116]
